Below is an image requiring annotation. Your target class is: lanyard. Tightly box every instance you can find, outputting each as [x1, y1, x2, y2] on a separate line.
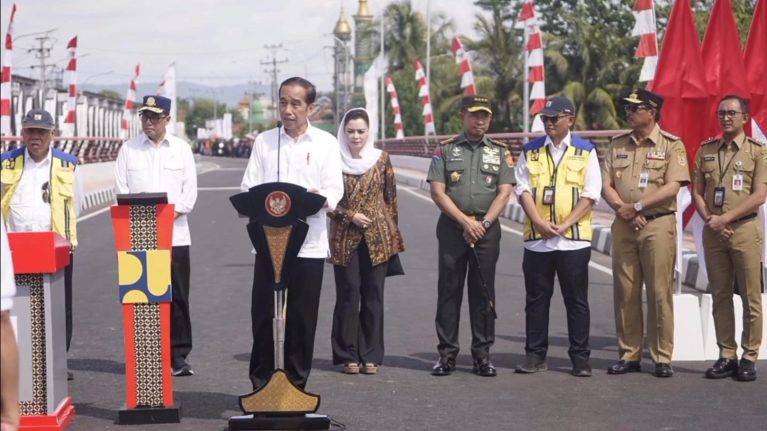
[544, 145, 566, 184]
[717, 142, 740, 186]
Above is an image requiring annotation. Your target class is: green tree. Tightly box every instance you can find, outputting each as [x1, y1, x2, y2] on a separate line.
[98, 89, 121, 99]
[468, 0, 524, 131]
[184, 98, 227, 139]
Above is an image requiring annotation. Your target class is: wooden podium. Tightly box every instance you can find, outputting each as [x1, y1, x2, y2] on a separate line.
[110, 193, 180, 424]
[8, 231, 76, 431]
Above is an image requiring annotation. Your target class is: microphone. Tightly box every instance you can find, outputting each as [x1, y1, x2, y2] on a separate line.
[276, 121, 282, 182]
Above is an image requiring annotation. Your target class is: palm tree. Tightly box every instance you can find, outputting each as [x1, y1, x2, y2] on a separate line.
[467, 1, 524, 131]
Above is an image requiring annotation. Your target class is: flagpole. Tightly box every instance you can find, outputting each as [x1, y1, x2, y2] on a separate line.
[380, 13, 385, 140]
[426, 0, 431, 88]
[523, 28, 530, 134]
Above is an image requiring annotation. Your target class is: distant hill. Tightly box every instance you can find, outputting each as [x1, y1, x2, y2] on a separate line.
[80, 81, 272, 108]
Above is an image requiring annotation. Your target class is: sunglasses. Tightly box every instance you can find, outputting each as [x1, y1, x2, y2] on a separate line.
[140, 113, 168, 123]
[42, 181, 50, 204]
[624, 104, 651, 113]
[540, 115, 570, 123]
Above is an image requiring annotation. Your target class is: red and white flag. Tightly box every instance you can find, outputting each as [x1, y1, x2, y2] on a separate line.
[520, 1, 546, 128]
[157, 62, 177, 135]
[120, 63, 140, 139]
[61, 36, 78, 137]
[385, 76, 404, 139]
[450, 37, 476, 96]
[1, 3, 17, 136]
[632, 0, 659, 82]
[415, 60, 435, 135]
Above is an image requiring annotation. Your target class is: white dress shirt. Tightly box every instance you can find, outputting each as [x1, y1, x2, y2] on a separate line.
[114, 133, 198, 246]
[241, 124, 344, 258]
[515, 132, 602, 252]
[8, 148, 83, 233]
[1, 220, 16, 311]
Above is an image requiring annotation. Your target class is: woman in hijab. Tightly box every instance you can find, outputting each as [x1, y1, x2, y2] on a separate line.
[328, 108, 404, 375]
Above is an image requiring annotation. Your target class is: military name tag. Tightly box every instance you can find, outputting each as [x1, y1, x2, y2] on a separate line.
[542, 186, 555, 205]
[638, 172, 649, 189]
[714, 187, 725, 208]
[616, 154, 629, 159]
[732, 174, 744, 191]
[704, 156, 716, 162]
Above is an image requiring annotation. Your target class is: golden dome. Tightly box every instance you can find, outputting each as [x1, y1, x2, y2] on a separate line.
[334, 7, 352, 39]
[357, 0, 370, 17]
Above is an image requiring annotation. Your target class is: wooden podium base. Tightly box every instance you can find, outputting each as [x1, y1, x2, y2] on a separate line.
[228, 413, 330, 430]
[20, 397, 76, 431]
[118, 402, 181, 425]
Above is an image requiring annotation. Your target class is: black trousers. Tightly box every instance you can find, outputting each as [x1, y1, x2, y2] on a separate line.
[65, 254, 73, 352]
[522, 247, 591, 362]
[249, 256, 324, 390]
[170, 245, 192, 368]
[435, 213, 500, 362]
[331, 241, 388, 366]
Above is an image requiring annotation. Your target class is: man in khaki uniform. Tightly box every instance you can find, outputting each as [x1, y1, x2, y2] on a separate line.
[692, 95, 767, 382]
[602, 89, 690, 378]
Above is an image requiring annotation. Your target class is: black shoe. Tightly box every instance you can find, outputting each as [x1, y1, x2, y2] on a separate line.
[473, 358, 497, 377]
[704, 358, 738, 379]
[571, 360, 592, 377]
[431, 358, 456, 376]
[736, 359, 757, 382]
[515, 355, 547, 374]
[67, 370, 74, 381]
[172, 363, 195, 377]
[607, 360, 642, 375]
[653, 363, 674, 378]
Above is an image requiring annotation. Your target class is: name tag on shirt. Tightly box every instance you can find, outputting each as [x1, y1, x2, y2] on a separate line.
[732, 174, 744, 191]
[639, 172, 649, 189]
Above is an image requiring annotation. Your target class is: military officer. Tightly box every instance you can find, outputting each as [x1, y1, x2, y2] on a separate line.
[692, 95, 766, 382]
[427, 95, 515, 377]
[602, 89, 690, 378]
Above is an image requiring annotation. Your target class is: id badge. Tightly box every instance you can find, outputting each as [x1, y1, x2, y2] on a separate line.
[542, 186, 555, 205]
[639, 172, 649, 189]
[713, 187, 725, 208]
[732, 174, 744, 191]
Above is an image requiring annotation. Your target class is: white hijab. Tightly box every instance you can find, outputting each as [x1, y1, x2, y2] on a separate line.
[337, 108, 382, 175]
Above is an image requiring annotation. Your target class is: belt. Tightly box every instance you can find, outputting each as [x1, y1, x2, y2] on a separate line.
[644, 211, 675, 221]
[732, 213, 758, 224]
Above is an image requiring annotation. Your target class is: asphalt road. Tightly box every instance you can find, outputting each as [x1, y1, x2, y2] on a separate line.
[66, 156, 765, 431]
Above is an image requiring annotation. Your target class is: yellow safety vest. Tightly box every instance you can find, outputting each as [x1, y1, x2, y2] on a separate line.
[1, 148, 79, 249]
[523, 136, 594, 242]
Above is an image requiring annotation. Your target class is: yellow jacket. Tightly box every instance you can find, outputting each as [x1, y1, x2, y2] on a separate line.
[1, 148, 79, 249]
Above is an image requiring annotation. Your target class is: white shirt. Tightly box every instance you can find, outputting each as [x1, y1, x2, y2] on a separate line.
[8, 148, 83, 233]
[241, 124, 344, 258]
[114, 133, 198, 246]
[515, 132, 602, 252]
[1, 220, 15, 311]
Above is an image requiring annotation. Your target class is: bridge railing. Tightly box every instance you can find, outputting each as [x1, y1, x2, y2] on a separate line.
[376, 130, 629, 161]
[0, 136, 123, 164]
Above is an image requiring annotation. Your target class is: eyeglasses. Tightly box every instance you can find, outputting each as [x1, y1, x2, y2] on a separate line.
[41, 181, 50, 204]
[717, 110, 743, 119]
[540, 115, 569, 123]
[140, 114, 168, 123]
[624, 104, 650, 113]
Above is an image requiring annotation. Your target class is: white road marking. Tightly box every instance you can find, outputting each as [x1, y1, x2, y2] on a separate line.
[399, 185, 614, 276]
[79, 206, 112, 221]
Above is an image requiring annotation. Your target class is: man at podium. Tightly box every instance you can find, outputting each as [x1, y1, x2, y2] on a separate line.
[240, 77, 343, 390]
[0, 108, 82, 381]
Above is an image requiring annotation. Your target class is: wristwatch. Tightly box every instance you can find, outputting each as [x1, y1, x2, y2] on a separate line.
[481, 218, 492, 229]
[633, 201, 644, 212]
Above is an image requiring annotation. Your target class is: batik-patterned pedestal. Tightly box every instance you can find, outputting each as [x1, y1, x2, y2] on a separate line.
[111, 194, 180, 424]
[8, 232, 75, 431]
